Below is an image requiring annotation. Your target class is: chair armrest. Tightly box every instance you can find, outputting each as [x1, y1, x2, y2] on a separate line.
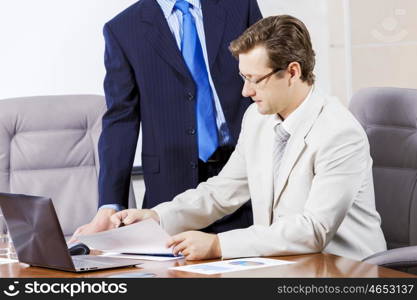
[362, 246, 417, 268]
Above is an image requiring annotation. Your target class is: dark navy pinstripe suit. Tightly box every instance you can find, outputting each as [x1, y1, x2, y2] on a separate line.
[98, 0, 262, 232]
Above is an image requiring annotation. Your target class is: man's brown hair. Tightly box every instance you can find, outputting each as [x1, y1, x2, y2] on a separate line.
[229, 15, 316, 85]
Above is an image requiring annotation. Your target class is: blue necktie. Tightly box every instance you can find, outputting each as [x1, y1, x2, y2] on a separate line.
[175, 0, 218, 162]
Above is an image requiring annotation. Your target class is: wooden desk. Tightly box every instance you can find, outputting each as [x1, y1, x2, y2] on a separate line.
[1, 253, 415, 278]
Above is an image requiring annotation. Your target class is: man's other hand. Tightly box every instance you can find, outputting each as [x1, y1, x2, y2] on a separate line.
[167, 231, 222, 260]
[110, 209, 160, 227]
[69, 208, 117, 243]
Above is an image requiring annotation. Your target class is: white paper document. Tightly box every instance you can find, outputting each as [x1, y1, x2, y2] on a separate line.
[171, 257, 295, 275]
[77, 219, 174, 256]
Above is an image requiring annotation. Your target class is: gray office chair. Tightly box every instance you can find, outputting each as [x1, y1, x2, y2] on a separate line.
[349, 87, 417, 273]
[0, 95, 136, 235]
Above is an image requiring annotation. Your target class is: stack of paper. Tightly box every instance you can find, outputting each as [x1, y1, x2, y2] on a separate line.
[77, 219, 174, 256]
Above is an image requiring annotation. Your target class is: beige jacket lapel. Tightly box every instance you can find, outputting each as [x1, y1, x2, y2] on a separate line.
[272, 89, 325, 209]
[258, 115, 277, 225]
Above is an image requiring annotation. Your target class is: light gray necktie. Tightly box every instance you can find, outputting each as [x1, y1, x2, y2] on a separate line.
[273, 123, 291, 199]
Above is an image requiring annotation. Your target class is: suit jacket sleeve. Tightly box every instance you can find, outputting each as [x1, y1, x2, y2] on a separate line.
[153, 110, 252, 235]
[218, 127, 371, 259]
[98, 23, 140, 208]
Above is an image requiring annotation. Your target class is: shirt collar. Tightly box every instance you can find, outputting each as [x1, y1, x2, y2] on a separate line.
[156, 0, 201, 19]
[273, 85, 314, 135]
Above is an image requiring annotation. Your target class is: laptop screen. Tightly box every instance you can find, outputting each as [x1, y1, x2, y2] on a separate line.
[0, 193, 75, 270]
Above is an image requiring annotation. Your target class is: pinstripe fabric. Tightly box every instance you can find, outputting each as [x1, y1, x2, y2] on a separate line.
[99, 0, 263, 232]
[273, 123, 290, 200]
[157, 0, 231, 145]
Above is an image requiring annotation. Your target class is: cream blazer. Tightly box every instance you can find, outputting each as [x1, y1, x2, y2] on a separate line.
[154, 88, 387, 260]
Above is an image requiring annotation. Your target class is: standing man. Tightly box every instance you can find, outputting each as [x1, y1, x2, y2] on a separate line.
[72, 0, 262, 238]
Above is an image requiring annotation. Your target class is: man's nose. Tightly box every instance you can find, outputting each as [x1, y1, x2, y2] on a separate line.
[242, 80, 255, 98]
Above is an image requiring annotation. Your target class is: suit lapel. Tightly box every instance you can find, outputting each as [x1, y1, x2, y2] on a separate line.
[140, 0, 192, 80]
[201, 0, 226, 69]
[272, 135, 307, 208]
[272, 89, 325, 209]
[259, 116, 276, 225]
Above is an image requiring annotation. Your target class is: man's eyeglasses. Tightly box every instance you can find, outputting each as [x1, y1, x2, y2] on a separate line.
[239, 68, 283, 86]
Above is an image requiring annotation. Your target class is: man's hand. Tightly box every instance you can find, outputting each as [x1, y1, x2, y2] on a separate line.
[69, 208, 117, 243]
[167, 231, 222, 260]
[110, 209, 160, 227]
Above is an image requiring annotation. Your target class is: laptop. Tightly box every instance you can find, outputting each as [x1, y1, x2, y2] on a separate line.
[0, 193, 141, 272]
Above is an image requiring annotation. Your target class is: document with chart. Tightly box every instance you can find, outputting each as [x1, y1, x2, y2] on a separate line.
[171, 257, 295, 275]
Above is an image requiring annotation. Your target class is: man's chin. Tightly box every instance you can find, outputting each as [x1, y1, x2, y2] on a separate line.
[256, 105, 272, 115]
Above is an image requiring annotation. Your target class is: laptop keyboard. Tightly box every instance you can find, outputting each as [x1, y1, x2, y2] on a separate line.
[72, 256, 139, 269]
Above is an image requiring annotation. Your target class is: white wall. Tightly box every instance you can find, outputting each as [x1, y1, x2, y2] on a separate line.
[0, 0, 332, 99]
[0, 0, 137, 99]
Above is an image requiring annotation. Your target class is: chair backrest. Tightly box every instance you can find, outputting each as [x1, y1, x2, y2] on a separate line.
[0, 95, 135, 235]
[350, 87, 417, 250]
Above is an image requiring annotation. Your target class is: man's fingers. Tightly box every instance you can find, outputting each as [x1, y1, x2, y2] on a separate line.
[68, 226, 85, 244]
[111, 209, 148, 227]
[181, 248, 190, 258]
[122, 215, 137, 225]
[68, 236, 78, 244]
[72, 228, 81, 237]
[180, 247, 196, 260]
[111, 209, 133, 226]
[166, 233, 187, 248]
[172, 241, 188, 256]
[110, 212, 123, 226]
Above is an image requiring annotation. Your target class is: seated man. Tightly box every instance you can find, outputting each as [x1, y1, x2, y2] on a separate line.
[109, 15, 387, 261]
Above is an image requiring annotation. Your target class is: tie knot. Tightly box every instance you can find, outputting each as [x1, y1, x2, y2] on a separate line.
[274, 124, 290, 143]
[175, 0, 191, 15]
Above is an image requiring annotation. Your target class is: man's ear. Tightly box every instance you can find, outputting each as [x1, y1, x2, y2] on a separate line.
[288, 62, 302, 85]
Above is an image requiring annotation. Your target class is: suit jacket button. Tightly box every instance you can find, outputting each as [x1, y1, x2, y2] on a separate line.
[187, 93, 194, 101]
[190, 162, 197, 169]
[187, 128, 196, 135]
